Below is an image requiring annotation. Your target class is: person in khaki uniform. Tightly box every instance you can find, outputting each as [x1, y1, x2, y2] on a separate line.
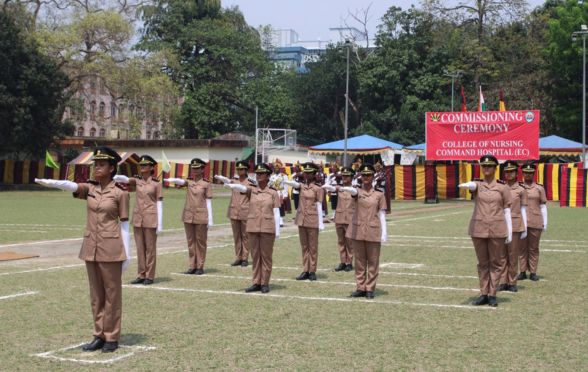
[225, 163, 281, 293]
[518, 162, 548, 281]
[114, 155, 163, 285]
[165, 158, 213, 275]
[35, 146, 131, 353]
[214, 160, 255, 267]
[459, 155, 512, 307]
[340, 164, 387, 299]
[322, 166, 356, 272]
[498, 160, 528, 293]
[284, 162, 325, 281]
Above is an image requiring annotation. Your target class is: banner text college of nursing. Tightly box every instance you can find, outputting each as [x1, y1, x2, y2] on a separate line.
[425, 110, 540, 161]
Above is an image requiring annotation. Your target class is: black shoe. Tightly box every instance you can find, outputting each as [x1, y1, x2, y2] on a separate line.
[488, 296, 498, 307]
[184, 268, 197, 275]
[366, 291, 375, 299]
[241, 260, 249, 267]
[308, 272, 317, 281]
[350, 290, 366, 298]
[472, 295, 489, 306]
[195, 269, 204, 275]
[261, 285, 270, 293]
[231, 259, 242, 267]
[497, 284, 508, 292]
[143, 279, 153, 285]
[130, 278, 145, 284]
[508, 284, 518, 292]
[344, 264, 353, 272]
[517, 272, 527, 280]
[334, 263, 346, 272]
[296, 272, 309, 280]
[82, 337, 104, 352]
[245, 284, 262, 293]
[530, 273, 539, 281]
[102, 341, 118, 353]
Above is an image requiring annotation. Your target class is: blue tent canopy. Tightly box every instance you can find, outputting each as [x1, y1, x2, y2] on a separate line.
[309, 134, 404, 155]
[539, 135, 583, 150]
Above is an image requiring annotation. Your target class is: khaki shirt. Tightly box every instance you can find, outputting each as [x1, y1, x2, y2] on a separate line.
[246, 186, 280, 234]
[524, 183, 547, 229]
[468, 180, 512, 238]
[182, 179, 212, 224]
[227, 178, 253, 220]
[74, 181, 130, 262]
[346, 188, 386, 242]
[334, 187, 355, 225]
[131, 177, 163, 228]
[294, 183, 325, 228]
[507, 182, 528, 232]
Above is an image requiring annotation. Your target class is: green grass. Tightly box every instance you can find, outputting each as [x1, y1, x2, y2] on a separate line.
[0, 191, 586, 370]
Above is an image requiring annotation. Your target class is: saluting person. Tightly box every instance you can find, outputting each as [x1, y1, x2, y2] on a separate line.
[35, 146, 130, 353]
[459, 155, 512, 307]
[498, 160, 527, 292]
[284, 162, 325, 281]
[114, 155, 163, 285]
[518, 162, 548, 281]
[165, 158, 213, 275]
[339, 164, 387, 299]
[214, 160, 255, 267]
[323, 166, 356, 272]
[224, 163, 281, 293]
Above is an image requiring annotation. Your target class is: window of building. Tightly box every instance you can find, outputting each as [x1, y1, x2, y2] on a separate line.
[90, 101, 96, 119]
[99, 102, 105, 118]
[111, 102, 116, 118]
[77, 127, 84, 137]
[99, 128, 106, 137]
[90, 127, 96, 137]
[153, 131, 160, 139]
[146, 131, 151, 139]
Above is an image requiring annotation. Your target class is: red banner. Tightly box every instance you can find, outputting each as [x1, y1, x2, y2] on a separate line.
[426, 110, 540, 161]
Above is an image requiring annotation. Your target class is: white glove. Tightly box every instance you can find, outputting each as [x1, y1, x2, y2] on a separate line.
[322, 184, 336, 193]
[156, 201, 163, 235]
[214, 175, 231, 184]
[35, 178, 78, 192]
[120, 221, 131, 272]
[225, 183, 247, 193]
[206, 199, 213, 227]
[339, 186, 358, 196]
[458, 181, 477, 191]
[316, 202, 324, 230]
[113, 175, 130, 184]
[540, 204, 548, 231]
[379, 210, 387, 242]
[273, 207, 281, 238]
[283, 179, 300, 189]
[164, 178, 186, 186]
[504, 208, 513, 244]
[520, 206, 528, 239]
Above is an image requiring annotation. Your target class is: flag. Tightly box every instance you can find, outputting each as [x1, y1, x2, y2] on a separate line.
[478, 86, 486, 112]
[45, 150, 59, 169]
[499, 89, 506, 112]
[460, 85, 467, 112]
[161, 150, 171, 173]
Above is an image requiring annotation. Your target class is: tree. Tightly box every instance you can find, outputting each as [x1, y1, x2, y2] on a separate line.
[0, 10, 69, 159]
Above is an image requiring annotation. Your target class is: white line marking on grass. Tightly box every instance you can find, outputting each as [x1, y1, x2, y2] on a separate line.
[390, 211, 465, 223]
[385, 242, 586, 253]
[389, 234, 588, 244]
[123, 285, 495, 310]
[0, 238, 83, 249]
[380, 262, 424, 269]
[0, 264, 84, 276]
[0, 290, 39, 300]
[543, 249, 585, 253]
[32, 343, 156, 365]
[170, 273, 479, 292]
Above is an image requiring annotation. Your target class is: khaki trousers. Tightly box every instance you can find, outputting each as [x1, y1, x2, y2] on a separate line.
[134, 227, 157, 280]
[249, 232, 275, 285]
[519, 228, 542, 273]
[472, 237, 506, 296]
[336, 223, 353, 264]
[184, 223, 208, 269]
[352, 239, 381, 292]
[298, 226, 319, 272]
[85, 261, 122, 342]
[231, 219, 249, 261]
[501, 232, 520, 285]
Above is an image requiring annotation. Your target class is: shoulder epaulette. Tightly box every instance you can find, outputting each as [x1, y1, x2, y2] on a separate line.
[375, 188, 383, 192]
[115, 183, 128, 191]
[151, 177, 159, 182]
[519, 182, 525, 186]
[496, 179, 505, 184]
[536, 183, 543, 187]
[87, 179, 99, 185]
[269, 186, 277, 191]
[247, 179, 257, 186]
[202, 178, 210, 183]
[473, 178, 483, 182]
[133, 174, 140, 179]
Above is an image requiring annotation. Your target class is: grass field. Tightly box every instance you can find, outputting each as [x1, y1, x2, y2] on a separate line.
[0, 189, 586, 370]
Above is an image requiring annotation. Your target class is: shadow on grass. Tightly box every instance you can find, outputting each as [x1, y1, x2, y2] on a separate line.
[120, 333, 148, 346]
[154, 276, 173, 284]
[462, 296, 513, 306]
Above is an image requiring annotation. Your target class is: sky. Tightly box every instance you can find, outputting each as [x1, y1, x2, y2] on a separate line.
[222, 0, 548, 42]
